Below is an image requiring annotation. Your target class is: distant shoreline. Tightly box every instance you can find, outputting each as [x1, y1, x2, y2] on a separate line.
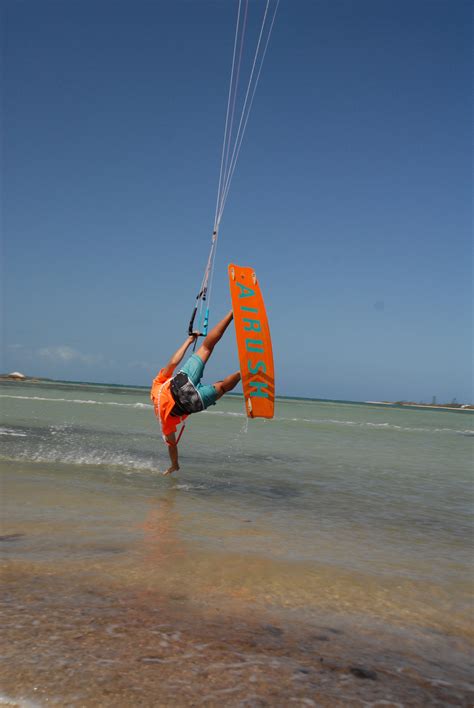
[1, 374, 472, 411]
[366, 401, 474, 411]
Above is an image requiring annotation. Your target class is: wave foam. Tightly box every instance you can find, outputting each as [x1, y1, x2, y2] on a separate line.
[0, 394, 153, 410]
[2, 396, 470, 436]
[273, 416, 471, 436]
[0, 693, 41, 707]
[2, 446, 160, 473]
[0, 427, 27, 437]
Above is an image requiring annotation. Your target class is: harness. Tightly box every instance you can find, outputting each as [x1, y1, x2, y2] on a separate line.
[170, 372, 204, 415]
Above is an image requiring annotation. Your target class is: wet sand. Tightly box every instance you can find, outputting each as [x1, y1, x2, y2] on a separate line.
[1, 556, 473, 707]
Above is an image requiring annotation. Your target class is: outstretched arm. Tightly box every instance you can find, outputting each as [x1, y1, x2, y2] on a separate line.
[162, 334, 198, 377]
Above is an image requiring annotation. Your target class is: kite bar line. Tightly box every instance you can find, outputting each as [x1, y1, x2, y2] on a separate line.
[213, 0, 248, 233]
[188, 0, 279, 340]
[188, 228, 217, 340]
[217, 0, 280, 225]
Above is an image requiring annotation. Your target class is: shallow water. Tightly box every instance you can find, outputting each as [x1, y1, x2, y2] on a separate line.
[1, 380, 473, 705]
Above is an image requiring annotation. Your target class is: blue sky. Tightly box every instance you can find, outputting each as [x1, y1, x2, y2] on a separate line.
[2, 0, 472, 403]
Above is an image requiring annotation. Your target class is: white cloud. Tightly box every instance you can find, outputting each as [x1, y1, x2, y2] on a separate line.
[38, 346, 103, 365]
[128, 360, 153, 370]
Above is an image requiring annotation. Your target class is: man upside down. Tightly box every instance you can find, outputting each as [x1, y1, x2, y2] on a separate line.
[151, 310, 241, 475]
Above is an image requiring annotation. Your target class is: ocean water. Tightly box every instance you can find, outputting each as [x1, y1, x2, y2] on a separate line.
[1, 379, 473, 706]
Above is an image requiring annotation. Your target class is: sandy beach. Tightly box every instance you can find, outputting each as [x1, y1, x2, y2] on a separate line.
[2, 553, 472, 707]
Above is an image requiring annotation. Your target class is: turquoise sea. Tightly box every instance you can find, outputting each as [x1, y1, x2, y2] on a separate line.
[1, 379, 473, 706]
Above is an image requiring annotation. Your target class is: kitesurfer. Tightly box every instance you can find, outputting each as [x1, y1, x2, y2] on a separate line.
[151, 310, 241, 475]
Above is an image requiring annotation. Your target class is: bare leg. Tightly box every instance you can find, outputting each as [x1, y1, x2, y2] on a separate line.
[213, 371, 241, 400]
[196, 310, 233, 364]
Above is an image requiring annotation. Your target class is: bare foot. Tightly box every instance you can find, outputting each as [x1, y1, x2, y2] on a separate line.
[163, 465, 179, 476]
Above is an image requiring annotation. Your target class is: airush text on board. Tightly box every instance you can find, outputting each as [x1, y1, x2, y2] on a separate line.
[237, 283, 270, 400]
[229, 264, 275, 419]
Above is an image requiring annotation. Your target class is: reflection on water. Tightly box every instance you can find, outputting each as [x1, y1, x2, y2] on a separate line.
[140, 490, 186, 564]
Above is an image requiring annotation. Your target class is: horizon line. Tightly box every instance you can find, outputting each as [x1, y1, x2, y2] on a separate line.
[1, 374, 472, 410]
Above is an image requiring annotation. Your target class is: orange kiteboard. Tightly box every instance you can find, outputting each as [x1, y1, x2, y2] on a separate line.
[228, 264, 275, 418]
